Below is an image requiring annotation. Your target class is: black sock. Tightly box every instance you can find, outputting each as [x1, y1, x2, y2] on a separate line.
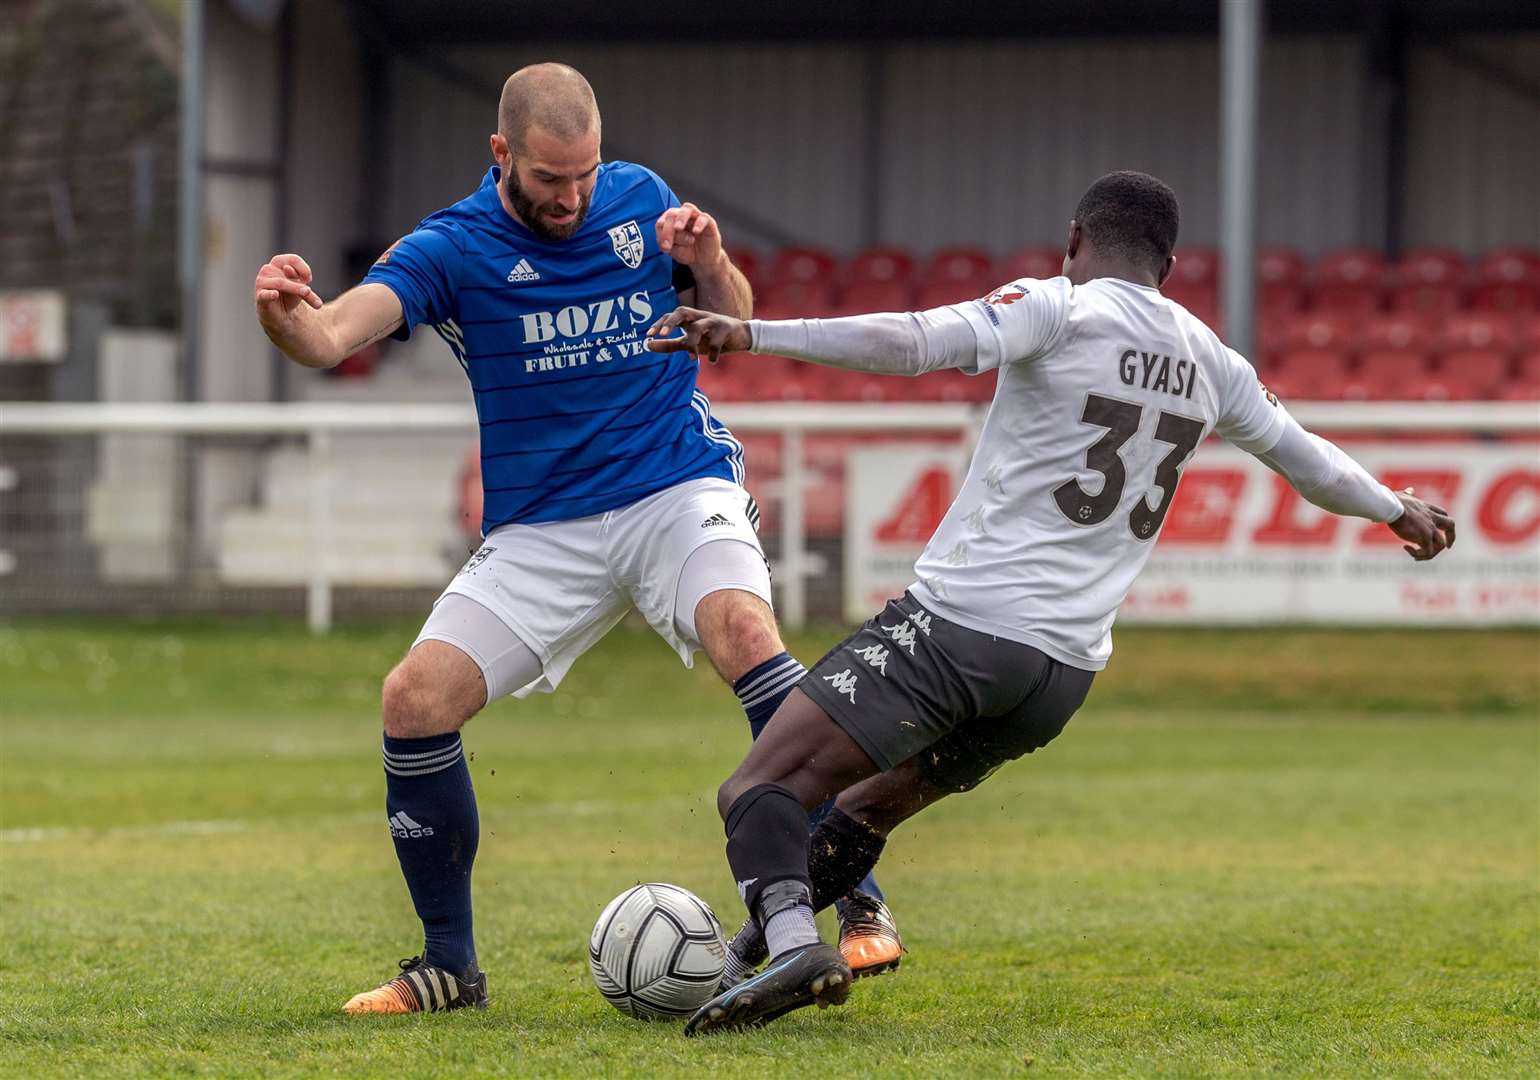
[809, 799, 885, 905]
[724, 783, 812, 918]
[383, 733, 479, 976]
[808, 808, 887, 911]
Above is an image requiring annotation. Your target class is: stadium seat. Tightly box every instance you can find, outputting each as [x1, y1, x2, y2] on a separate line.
[1358, 350, 1431, 390]
[837, 281, 914, 313]
[1258, 247, 1307, 315]
[1274, 349, 1350, 386]
[1355, 312, 1433, 353]
[759, 280, 838, 315]
[1498, 381, 1540, 401]
[1518, 351, 1540, 385]
[916, 280, 990, 308]
[1520, 316, 1540, 353]
[770, 246, 838, 287]
[1389, 248, 1466, 317]
[924, 247, 994, 285]
[725, 247, 762, 291]
[1170, 247, 1220, 288]
[1161, 282, 1218, 325]
[1312, 249, 1386, 315]
[1399, 372, 1480, 401]
[997, 247, 1063, 282]
[1434, 350, 1513, 396]
[1436, 312, 1517, 354]
[1282, 312, 1355, 352]
[845, 247, 915, 288]
[1471, 249, 1540, 313]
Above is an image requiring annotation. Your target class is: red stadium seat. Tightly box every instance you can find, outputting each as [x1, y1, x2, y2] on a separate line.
[1258, 248, 1306, 317]
[1356, 312, 1433, 353]
[845, 247, 915, 288]
[1518, 351, 1540, 384]
[1435, 349, 1513, 395]
[770, 246, 838, 286]
[1312, 249, 1386, 315]
[1520, 317, 1540, 353]
[1403, 373, 1481, 401]
[759, 280, 838, 315]
[725, 247, 762, 291]
[1161, 282, 1218, 325]
[1390, 248, 1467, 317]
[1274, 349, 1349, 385]
[924, 247, 994, 286]
[1471, 249, 1540, 313]
[1436, 313, 1517, 354]
[1499, 380, 1540, 401]
[997, 247, 1063, 282]
[1358, 350, 1431, 389]
[916, 280, 991, 308]
[837, 281, 914, 313]
[1170, 247, 1220, 288]
[1282, 312, 1355, 352]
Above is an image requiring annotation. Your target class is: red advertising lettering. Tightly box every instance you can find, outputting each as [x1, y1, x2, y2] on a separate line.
[1476, 469, 1540, 545]
[1160, 469, 1246, 544]
[875, 467, 953, 543]
[1252, 475, 1338, 545]
[1360, 470, 1462, 544]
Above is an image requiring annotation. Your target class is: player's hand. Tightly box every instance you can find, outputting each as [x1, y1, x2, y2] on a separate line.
[654, 203, 723, 270]
[645, 307, 751, 364]
[254, 253, 324, 331]
[1388, 489, 1456, 561]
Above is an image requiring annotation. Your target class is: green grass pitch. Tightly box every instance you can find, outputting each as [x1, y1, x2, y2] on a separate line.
[1, 618, 1536, 1078]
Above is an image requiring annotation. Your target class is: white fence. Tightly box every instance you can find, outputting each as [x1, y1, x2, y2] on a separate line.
[2, 400, 1536, 631]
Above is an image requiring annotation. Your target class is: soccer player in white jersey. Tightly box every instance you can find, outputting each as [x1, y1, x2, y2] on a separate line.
[644, 171, 1456, 1034]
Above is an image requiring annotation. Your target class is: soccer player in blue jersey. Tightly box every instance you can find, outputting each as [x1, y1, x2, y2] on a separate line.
[253, 63, 899, 1014]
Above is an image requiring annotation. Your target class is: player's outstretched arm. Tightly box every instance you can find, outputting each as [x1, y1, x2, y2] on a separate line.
[655, 203, 753, 319]
[645, 304, 982, 374]
[1254, 416, 1456, 561]
[253, 253, 404, 369]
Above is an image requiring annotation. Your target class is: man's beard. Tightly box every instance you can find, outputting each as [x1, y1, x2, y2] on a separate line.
[506, 171, 590, 242]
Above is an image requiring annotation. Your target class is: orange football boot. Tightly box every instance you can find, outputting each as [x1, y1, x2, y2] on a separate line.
[837, 891, 904, 977]
[342, 957, 488, 1014]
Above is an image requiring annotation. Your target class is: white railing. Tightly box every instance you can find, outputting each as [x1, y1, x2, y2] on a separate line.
[3, 400, 1537, 631]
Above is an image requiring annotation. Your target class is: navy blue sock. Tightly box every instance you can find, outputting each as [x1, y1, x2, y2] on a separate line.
[733, 653, 882, 904]
[734, 652, 807, 739]
[383, 732, 479, 976]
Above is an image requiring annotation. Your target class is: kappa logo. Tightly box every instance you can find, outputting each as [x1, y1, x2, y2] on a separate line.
[388, 812, 434, 839]
[823, 668, 859, 703]
[608, 220, 645, 269]
[982, 463, 1006, 494]
[853, 643, 889, 676]
[506, 258, 541, 283]
[907, 610, 933, 636]
[701, 514, 732, 529]
[881, 621, 918, 655]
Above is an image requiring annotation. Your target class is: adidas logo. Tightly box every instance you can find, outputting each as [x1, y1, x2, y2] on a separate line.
[700, 514, 732, 528]
[506, 258, 540, 283]
[388, 811, 434, 839]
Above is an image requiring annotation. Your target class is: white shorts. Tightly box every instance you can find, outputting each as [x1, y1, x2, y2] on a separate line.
[420, 477, 770, 699]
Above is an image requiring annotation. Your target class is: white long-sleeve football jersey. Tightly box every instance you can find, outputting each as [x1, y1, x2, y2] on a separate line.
[752, 276, 1402, 670]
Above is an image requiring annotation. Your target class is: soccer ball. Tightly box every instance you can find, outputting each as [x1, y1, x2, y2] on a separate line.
[588, 882, 726, 1020]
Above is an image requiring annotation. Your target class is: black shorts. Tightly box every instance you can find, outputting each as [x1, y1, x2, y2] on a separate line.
[799, 592, 1095, 793]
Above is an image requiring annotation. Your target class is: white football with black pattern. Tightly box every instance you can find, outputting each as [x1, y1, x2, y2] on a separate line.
[589, 882, 726, 1020]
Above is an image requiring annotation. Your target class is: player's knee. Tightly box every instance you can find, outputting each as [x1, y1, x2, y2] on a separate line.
[698, 592, 782, 678]
[381, 661, 461, 738]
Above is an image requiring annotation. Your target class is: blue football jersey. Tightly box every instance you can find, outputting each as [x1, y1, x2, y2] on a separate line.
[363, 162, 742, 532]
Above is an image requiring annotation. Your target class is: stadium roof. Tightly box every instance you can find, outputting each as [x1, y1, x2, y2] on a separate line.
[354, 0, 1540, 44]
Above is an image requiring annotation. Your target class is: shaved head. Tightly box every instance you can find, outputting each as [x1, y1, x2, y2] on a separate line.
[498, 63, 600, 156]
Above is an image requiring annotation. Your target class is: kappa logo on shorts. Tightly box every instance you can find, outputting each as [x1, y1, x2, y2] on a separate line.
[881, 621, 918, 655]
[823, 668, 858, 703]
[461, 546, 496, 574]
[608, 220, 645, 269]
[853, 643, 889, 676]
[907, 610, 933, 636]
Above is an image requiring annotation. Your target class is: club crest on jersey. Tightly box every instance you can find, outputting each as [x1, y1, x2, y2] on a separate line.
[608, 220, 644, 269]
